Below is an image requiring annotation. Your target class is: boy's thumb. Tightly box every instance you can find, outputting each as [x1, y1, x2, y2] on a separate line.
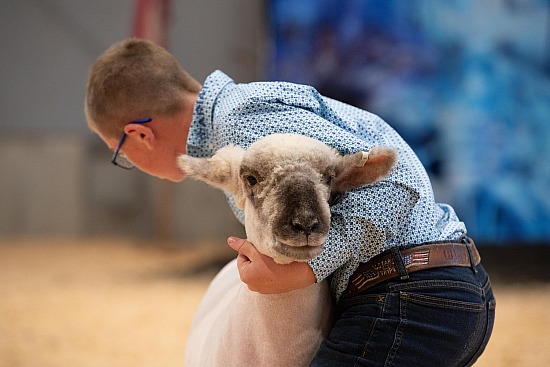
[227, 236, 247, 252]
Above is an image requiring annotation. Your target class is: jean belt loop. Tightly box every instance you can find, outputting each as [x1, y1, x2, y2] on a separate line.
[463, 237, 478, 274]
[390, 247, 409, 281]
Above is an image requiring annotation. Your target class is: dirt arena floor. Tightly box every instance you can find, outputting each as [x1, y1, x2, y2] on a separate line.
[1, 237, 549, 367]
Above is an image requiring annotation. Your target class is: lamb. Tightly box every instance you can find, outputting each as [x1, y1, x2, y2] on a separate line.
[177, 133, 397, 367]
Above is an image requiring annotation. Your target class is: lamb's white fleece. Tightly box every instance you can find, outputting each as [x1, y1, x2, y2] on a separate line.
[185, 259, 332, 367]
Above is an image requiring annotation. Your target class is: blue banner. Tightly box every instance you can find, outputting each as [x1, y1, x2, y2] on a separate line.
[268, 0, 550, 244]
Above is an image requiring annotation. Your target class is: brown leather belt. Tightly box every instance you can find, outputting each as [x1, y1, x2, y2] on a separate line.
[342, 238, 481, 299]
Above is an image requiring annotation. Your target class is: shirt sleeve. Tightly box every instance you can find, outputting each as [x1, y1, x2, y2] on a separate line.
[308, 181, 420, 282]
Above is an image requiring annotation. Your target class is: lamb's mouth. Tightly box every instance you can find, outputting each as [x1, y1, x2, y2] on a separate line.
[273, 240, 325, 261]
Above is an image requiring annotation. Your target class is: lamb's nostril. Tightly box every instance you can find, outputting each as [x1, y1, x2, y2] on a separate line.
[291, 220, 318, 236]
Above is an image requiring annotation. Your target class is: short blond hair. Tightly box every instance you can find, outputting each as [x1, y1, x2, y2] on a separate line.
[85, 38, 201, 138]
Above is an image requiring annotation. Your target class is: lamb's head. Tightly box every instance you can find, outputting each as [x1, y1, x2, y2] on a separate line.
[177, 134, 397, 264]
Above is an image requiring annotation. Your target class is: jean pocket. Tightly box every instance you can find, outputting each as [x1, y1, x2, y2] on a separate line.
[391, 282, 489, 366]
[392, 278, 485, 310]
[400, 292, 484, 312]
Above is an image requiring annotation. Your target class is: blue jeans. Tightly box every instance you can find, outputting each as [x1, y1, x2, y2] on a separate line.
[311, 264, 495, 367]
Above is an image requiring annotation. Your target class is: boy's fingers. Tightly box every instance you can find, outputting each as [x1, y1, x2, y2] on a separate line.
[227, 237, 256, 282]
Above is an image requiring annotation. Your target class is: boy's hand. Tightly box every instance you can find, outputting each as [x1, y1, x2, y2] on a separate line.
[227, 237, 316, 294]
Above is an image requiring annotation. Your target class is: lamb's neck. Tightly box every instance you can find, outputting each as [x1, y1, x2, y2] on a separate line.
[219, 280, 332, 367]
[243, 277, 327, 309]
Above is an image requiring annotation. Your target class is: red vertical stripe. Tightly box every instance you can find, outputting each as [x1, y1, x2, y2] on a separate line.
[132, 0, 171, 46]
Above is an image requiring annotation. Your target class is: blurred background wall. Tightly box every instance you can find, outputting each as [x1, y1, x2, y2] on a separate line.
[0, 0, 262, 243]
[1, 0, 549, 246]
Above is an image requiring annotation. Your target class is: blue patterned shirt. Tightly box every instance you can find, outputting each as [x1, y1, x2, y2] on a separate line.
[187, 70, 466, 301]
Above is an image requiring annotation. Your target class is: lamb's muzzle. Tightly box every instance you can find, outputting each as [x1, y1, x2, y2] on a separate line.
[271, 173, 329, 260]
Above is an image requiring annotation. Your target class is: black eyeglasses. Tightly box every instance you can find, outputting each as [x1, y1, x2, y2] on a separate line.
[111, 117, 153, 169]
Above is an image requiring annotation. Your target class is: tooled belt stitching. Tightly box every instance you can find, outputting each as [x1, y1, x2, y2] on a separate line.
[344, 239, 480, 299]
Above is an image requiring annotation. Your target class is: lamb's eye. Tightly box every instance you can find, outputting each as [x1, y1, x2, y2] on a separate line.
[323, 167, 336, 186]
[246, 175, 258, 186]
[329, 193, 343, 206]
[323, 174, 334, 185]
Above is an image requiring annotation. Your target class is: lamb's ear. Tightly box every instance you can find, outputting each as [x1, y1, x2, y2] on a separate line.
[332, 147, 398, 193]
[177, 145, 246, 205]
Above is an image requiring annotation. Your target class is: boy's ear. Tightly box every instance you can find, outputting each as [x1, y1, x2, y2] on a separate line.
[332, 147, 398, 193]
[124, 124, 155, 150]
[177, 145, 246, 208]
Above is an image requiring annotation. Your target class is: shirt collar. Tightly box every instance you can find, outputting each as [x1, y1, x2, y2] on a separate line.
[187, 70, 234, 157]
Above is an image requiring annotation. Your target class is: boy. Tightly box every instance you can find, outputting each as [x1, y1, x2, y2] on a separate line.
[85, 38, 495, 366]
